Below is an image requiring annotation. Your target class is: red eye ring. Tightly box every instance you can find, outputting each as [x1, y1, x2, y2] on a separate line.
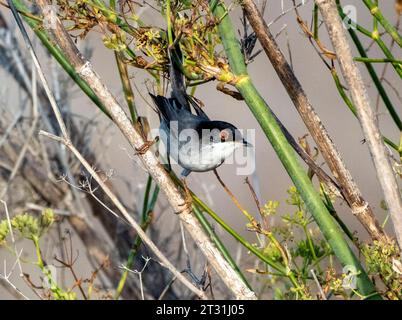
[220, 130, 230, 142]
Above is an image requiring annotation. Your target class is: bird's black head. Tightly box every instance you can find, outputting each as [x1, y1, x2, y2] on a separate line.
[197, 121, 251, 147]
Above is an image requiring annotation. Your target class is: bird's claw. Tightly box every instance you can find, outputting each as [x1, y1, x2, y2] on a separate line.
[135, 136, 159, 155]
[175, 178, 193, 214]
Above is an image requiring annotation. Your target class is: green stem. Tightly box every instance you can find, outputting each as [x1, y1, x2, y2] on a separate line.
[212, 0, 379, 299]
[192, 205, 252, 290]
[114, 179, 159, 299]
[313, 4, 319, 40]
[33, 237, 72, 299]
[115, 52, 138, 123]
[354, 57, 402, 64]
[167, 171, 286, 283]
[142, 175, 153, 221]
[193, 185, 317, 299]
[362, 0, 402, 48]
[114, 213, 153, 299]
[337, 0, 402, 78]
[343, 22, 402, 130]
[90, 0, 137, 36]
[190, 191, 287, 275]
[148, 185, 160, 214]
[321, 184, 356, 243]
[304, 225, 318, 261]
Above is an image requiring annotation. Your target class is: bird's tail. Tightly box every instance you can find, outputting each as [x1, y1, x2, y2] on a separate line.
[168, 33, 191, 111]
[149, 93, 176, 122]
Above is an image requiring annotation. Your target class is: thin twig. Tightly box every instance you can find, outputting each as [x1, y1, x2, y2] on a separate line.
[1, 201, 23, 276]
[120, 256, 151, 300]
[0, 62, 39, 199]
[1, 200, 29, 299]
[310, 269, 326, 300]
[0, 249, 28, 300]
[213, 169, 255, 223]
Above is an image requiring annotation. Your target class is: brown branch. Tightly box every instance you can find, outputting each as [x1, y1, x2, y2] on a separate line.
[315, 0, 402, 248]
[31, 0, 256, 300]
[241, 0, 388, 243]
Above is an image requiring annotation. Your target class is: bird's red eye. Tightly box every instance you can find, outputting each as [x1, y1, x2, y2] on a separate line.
[220, 130, 230, 142]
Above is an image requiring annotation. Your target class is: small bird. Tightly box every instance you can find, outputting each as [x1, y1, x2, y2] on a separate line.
[149, 46, 250, 177]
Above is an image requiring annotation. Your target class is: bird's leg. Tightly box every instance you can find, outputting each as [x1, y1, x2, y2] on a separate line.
[176, 177, 193, 214]
[135, 136, 159, 155]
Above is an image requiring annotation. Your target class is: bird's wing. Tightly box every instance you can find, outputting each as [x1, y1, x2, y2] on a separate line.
[188, 96, 210, 120]
[149, 94, 178, 123]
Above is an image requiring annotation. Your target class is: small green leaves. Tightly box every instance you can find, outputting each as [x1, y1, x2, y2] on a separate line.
[135, 29, 167, 64]
[362, 240, 401, 298]
[262, 241, 283, 263]
[0, 208, 73, 299]
[286, 186, 305, 209]
[11, 213, 40, 241]
[42, 265, 77, 300]
[261, 200, 279, 217]
[103, 33, 127, 52]
[0, 220, 9, 245]
[40, 208, 56, 233]
[0, 209, 56, 244]
[363, 241, 400, 285]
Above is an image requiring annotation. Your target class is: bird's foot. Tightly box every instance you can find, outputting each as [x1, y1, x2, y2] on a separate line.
[135, 136, 159, 155]
[176, 178, 193, 214]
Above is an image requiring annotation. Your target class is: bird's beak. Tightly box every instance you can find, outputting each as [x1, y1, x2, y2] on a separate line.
[242, 139, 253, 148]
